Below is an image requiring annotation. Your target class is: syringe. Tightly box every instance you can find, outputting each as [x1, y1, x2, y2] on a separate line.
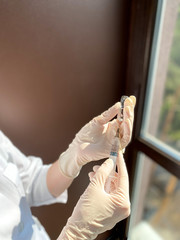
[105, 95, 128, 193]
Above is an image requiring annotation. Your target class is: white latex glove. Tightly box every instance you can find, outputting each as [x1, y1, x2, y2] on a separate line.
[59, 96, 136, 178]
[57, 151, 130, 240]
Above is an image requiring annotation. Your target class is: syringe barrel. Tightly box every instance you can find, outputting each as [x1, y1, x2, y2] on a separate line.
[105, 96, 127, 193]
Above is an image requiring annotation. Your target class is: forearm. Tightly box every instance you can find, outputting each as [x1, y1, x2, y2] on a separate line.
[47, 160, 73, 197]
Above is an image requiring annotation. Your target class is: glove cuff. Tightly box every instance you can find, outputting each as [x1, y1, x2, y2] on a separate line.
[58, 147, 82, 178]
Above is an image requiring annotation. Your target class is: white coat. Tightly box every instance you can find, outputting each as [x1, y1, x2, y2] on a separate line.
[0, 130, 67, 240]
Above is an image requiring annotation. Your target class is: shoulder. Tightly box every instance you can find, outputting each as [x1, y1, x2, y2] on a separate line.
[0, 130, 13, 146]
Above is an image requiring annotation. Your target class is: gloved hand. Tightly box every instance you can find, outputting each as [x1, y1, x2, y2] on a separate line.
[59, 96, 136, 178]
[57, 151, 130, 240]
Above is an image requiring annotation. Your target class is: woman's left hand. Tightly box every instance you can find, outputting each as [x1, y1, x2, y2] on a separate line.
[59, 96, 136, 178]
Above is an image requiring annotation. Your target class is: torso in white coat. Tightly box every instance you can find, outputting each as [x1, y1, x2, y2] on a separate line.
[0, 131, 67, 240]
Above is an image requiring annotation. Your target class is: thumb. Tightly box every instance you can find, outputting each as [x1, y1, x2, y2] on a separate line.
[91, 158, 114, 187]
[93, 102, 120, 125]
[116, 151, 129, 193]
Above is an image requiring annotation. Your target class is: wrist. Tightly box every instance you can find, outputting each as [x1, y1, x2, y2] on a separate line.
[58, 145, 82, 178]
[57, 220, 97, 240]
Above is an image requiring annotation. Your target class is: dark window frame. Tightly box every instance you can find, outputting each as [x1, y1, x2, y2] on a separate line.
[111, 0, 180, 239]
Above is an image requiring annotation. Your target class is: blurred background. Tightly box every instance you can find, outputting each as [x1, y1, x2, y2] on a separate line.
[0, 0, 179, 239]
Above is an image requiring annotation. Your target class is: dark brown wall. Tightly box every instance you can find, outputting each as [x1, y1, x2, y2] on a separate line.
[0, 0, 130, 239]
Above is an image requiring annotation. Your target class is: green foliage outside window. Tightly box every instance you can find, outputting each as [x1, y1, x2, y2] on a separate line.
[158, 7, 180, 151]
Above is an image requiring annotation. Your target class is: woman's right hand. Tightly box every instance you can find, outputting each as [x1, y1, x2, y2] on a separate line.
[57, 151, 130, 240]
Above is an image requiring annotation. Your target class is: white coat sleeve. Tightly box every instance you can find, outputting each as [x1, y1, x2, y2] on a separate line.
[0, 130, 68, 207]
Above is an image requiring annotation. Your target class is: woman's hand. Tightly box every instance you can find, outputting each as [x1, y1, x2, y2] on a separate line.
[57, 152, 130, 240]
[59, 96, 136, 178]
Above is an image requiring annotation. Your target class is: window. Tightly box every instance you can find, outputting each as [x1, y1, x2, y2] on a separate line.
[142, 0, 180, 159]
[120, 0, 180, 239]
[129, 154, 180, 240]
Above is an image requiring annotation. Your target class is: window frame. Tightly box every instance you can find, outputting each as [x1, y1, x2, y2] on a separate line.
[112, 0, 180, 239]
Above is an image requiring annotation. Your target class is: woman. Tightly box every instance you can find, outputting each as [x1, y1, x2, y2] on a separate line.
[0, 96, 135, 240]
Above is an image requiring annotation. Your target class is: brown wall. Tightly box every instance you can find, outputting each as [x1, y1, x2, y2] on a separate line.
[0, 0, 130, 239]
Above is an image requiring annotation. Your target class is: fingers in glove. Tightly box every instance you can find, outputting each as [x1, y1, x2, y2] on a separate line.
[118, 96, 135, 143]
[89, 164, 104, 181]
[112, 152, 130, 216]
[88, 172, 95, 181]
[93, 102, 121, 125]
[93, 165, 100, 172]
[124, 106, 134, 126]
[116, 151, 129, 193]
[119, 119, 132, 149]
[124, 96, 135, 108]
[130, 95, 136, 106]
[124, 97, 134, 119]
[108, 173, 119, 192]
[106, 119, 119, 142]
[91, 158, 114, 187]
